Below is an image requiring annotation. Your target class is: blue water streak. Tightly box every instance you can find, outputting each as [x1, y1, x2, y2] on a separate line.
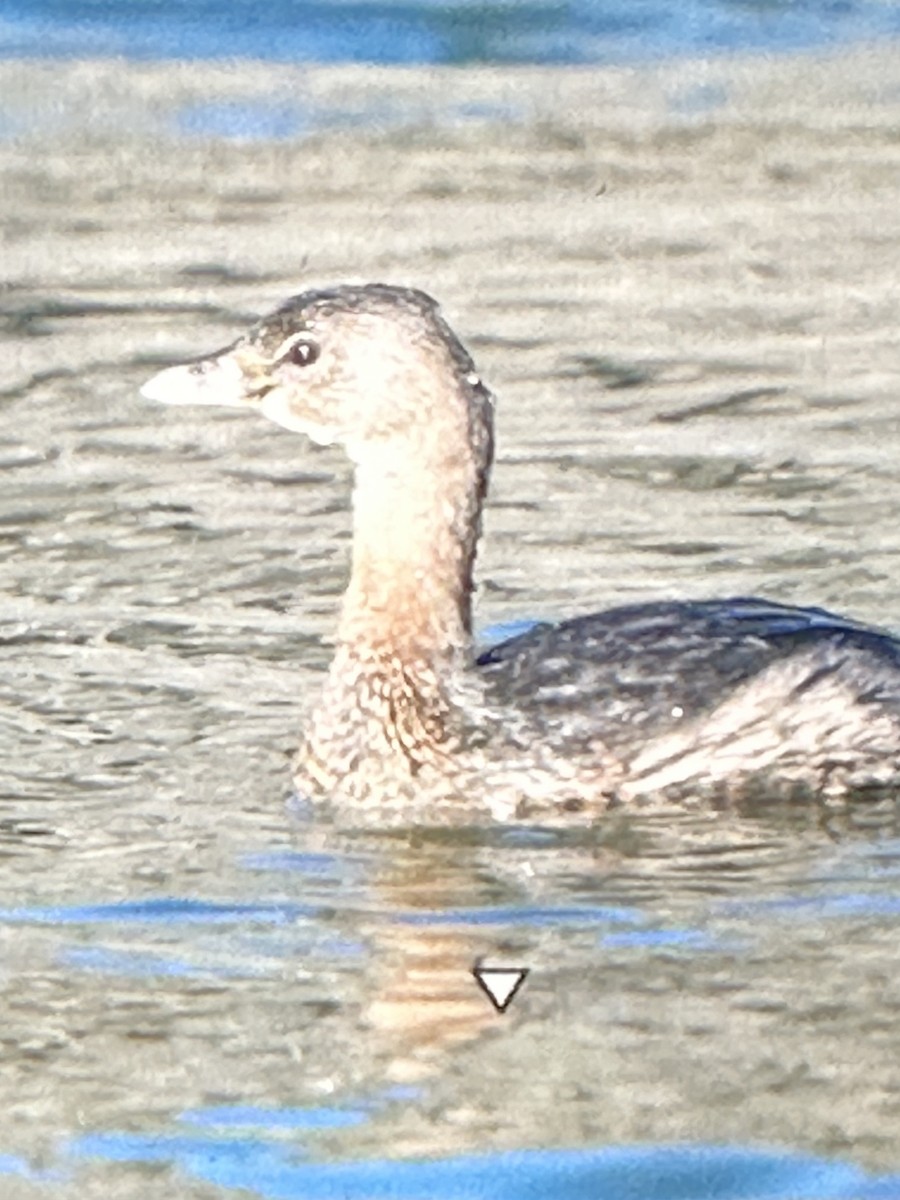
[0, 897, 317, 926]
[391, 902, 644, 928]
[2, 0, 899, 66]
[64, 1138, 897, 1200]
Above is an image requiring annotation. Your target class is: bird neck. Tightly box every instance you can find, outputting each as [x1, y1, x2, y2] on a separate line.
[336, 430, 486, 673]
[297, 367, 494, 798]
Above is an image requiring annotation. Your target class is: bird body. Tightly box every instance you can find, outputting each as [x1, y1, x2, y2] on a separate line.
[142, 285, 900, 823]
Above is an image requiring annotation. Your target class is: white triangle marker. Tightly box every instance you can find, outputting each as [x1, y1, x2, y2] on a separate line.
[471, 965, 529, 1014]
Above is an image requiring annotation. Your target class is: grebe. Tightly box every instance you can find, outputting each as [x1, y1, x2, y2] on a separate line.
[142, 284, 900, 823]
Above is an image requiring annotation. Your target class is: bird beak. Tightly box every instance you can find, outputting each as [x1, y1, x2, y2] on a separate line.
[140, 350, 270, 409]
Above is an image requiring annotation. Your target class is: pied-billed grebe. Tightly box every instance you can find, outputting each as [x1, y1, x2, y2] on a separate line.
[142, 284, 900, 823]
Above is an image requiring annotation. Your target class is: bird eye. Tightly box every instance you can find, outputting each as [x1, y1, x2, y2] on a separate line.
[284, 338, 320, 367]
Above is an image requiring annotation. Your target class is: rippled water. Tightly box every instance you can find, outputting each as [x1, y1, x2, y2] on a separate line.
[4, 816, 900, 1196]
[2, 52, 900, 1199]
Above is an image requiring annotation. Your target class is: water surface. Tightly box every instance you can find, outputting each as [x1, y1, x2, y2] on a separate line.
[2, 0, 900, 63]
[2, 49, 900, 1200]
